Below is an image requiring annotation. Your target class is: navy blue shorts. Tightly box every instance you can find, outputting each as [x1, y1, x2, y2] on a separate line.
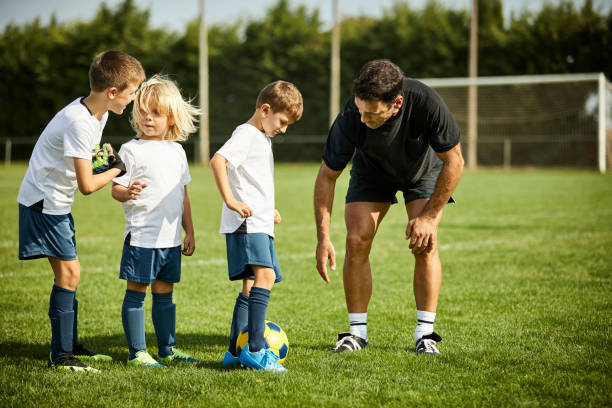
[225, 233, 283, 283]
[346, 162, 453, 205]
[119, 234, 181, 284]
[18, 203, 77, 260]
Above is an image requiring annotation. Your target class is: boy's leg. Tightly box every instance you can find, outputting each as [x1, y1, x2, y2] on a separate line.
[122, 283, 148, 360]
[151, 280, 175, 358]
[228, 280, 253, 355]
[47, 257, 80, 362]
[247, 266, 275, 352]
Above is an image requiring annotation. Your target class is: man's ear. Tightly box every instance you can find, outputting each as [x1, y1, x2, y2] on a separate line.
[393, 95, 403, 109]
[106, 87, 118, 100]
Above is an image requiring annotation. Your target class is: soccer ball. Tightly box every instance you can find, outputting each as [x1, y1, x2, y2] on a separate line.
[236, 320, 289, 364]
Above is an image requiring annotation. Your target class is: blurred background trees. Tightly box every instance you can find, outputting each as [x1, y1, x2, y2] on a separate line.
[1, 0, 610, 160]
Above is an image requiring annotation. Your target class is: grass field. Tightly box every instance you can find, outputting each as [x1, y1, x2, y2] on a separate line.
[0, 163, 610, 407]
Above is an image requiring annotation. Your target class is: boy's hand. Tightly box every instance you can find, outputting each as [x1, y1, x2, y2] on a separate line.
[182, 233, 195, 256]
[227, 199, 253, 218]
[274, 209, 282, 224]
[127, 181, 147, 200]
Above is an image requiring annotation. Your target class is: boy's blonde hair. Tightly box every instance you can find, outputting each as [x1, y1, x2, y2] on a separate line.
[130, 74, 201, 142]
[256, 80, 303, 122]
[89, 50, 145, 92]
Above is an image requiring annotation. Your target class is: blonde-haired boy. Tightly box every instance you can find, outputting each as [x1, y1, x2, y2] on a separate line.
[112, 74, 201, 367]
[18, 50, 145, 372]
[210, 80, 303, 372]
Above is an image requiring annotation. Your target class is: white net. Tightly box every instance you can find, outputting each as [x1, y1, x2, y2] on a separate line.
[422, 74, 612, 170]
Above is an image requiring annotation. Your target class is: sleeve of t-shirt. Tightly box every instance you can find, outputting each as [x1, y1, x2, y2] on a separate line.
[63, 120, 95, 160]
[322, 99, 358, 171]
[216, 126, 254, 168]
[112, 144, 133, 187]
[422, 90, 461, 153]
[179, 146, 191, 186]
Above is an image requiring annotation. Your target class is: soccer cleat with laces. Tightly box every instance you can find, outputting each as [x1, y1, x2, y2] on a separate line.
[222, 351, 242, 367]
[73, 343, 112, 362]
[239, 343, 287, 372]
[415, 332, 442, 355]
[329, 332, 368, 353]
[158, 347, 200, 363]
[127, 350, 166, 368]
[48, 353, 100, 373]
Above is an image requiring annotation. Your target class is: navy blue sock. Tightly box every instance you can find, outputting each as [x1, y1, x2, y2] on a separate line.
[72, 295, 79, 347]
[229, 292, 249, 356]
[152, 292, 175, 358]
[48, 285, 75, 362]
[122, 290, 146, 360]
[247, 287, 270, 353]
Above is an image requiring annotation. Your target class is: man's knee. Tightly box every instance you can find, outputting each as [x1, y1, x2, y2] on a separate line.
[345, 232, 373, 258]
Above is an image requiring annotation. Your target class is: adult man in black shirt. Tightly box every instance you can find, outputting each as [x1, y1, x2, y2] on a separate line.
[314, 60, 463, 355]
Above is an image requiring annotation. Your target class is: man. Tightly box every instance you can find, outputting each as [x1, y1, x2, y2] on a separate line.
[314, 59, 463, 355]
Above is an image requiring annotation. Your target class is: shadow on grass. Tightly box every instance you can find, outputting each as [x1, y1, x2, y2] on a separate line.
[0, 331, 229, 369]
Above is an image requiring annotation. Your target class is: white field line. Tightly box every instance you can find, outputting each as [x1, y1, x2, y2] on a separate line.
[1, 230, 610, 279]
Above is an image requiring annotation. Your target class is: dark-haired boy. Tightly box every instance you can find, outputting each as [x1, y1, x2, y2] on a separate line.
[18, 50, 145, 372]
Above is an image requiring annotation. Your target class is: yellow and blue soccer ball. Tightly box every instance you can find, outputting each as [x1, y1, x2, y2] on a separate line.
[236, 320, 289, 364]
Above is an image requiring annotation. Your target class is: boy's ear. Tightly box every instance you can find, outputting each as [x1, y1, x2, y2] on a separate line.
[260, 103, 272, 116]
[106, 87, 118, 100]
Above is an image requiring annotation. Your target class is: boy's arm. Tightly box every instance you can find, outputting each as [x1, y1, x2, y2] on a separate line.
[181, 186, 195, 256]
[111, 181, 147, 202]
[74, 157, 122, 195]
[209, 153, 253, 218]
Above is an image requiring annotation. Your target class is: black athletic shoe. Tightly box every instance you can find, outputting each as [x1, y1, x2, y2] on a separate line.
[415, 332, 442, 355]
[73, 343, 112, 361]
[329, 332, 368, 353]
[48, 353, 100, 373]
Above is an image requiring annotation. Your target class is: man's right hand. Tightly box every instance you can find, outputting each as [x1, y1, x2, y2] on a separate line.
[316, 238, 336, 283]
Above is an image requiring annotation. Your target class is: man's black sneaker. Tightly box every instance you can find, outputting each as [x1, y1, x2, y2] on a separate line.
[329, 332, 368, 353]
[73, 343, 112, 361]
[415, 332, 442, 355]
[48, 353, 100, 373]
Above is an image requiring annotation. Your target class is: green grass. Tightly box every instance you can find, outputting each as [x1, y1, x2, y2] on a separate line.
[0, 163, 610, 407]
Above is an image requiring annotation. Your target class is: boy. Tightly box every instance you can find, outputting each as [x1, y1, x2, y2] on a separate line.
[210, 80, 302, 372]
[18, 50, 145, 372]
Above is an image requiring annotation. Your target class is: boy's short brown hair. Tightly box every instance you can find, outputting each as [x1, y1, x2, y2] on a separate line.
[256, 80, 303, 122]
[89, 50, 146, 92]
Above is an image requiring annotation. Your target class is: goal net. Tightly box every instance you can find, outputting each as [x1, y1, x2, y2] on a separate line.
[421, 73, 612, 172]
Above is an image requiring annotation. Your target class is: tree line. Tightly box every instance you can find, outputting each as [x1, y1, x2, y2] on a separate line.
[1, 0, 610, 160]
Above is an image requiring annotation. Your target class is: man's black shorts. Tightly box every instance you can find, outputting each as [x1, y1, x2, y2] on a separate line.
[345, 162, 453, 205]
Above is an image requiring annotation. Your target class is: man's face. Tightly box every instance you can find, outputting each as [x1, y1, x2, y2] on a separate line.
[354, 96, 403, 129]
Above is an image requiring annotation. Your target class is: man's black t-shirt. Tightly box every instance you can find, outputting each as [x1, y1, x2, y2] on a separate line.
[322, 78, 460, 187]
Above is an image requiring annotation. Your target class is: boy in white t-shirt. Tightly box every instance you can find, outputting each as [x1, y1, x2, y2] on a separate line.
[17, 50, 145, 372]
[111, 75, 201, 368]
[210, 80, 303, 372]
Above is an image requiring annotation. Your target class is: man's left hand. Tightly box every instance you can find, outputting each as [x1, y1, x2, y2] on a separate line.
[406, 216, 438, 254]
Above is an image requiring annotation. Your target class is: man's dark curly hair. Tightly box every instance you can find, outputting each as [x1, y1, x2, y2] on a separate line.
[352, 59, 404, 103]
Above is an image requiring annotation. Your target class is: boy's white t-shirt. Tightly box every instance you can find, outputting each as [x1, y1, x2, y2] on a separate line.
[113, 139, 191, 248]
[17, 98, 108, 214]
[216, 123, 275, 237]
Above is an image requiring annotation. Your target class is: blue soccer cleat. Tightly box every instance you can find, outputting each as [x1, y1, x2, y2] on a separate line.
[239, 344, 287, 373]
[221, 351, 241, 367]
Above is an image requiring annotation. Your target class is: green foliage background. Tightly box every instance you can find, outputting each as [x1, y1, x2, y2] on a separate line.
[1, 0, 611, 160]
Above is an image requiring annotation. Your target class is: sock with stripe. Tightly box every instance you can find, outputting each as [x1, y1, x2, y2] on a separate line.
[348, 312, 367, 340]
[414, 310, 436, 342]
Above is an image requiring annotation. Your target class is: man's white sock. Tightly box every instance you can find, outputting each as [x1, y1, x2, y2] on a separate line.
[349, 313, 367, 340]
[414, 310, 436, 342]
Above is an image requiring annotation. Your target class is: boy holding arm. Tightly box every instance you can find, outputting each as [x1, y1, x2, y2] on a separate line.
[18, 50, 145, 372]
[210, 81, 302, 372]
